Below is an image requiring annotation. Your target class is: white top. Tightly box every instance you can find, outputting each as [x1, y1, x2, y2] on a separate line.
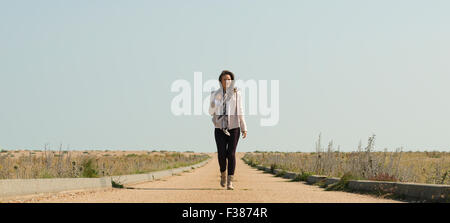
[209, 85, 247, 132]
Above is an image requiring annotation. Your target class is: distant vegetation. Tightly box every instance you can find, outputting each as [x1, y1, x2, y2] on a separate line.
[244, 134, 450, 185]
[0, 148, 209, 179]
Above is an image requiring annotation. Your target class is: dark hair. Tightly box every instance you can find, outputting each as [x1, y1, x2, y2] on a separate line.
[218, 70, 235, 82]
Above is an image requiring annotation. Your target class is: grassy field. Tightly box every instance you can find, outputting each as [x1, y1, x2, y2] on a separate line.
[0, 148, 209, 179]
[243, 135, 449, 185]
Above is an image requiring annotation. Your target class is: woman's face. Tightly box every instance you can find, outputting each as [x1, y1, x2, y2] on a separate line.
[221, 74, 232, 89]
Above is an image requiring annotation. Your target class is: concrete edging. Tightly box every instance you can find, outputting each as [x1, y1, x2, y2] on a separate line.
[242, 157, 449, 202]
[111, 158, 210, 186]
[0, 158, 211, 199]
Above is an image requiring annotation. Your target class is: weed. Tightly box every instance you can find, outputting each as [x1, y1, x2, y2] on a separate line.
[326, 173, 358, 191]
[39, 171, 54, 179]
[292, 171, 313, 182]
[81, 158, 98, 178]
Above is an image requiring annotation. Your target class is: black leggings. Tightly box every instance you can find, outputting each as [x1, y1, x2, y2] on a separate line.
[214, 127, 240, 175]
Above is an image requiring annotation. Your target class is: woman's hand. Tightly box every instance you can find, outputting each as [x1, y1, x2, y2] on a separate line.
[242, 131, 247, 139]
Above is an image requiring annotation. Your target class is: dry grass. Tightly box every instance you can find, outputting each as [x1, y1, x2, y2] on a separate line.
[244, 134, 450, 185]
[0, 146, 209, 179]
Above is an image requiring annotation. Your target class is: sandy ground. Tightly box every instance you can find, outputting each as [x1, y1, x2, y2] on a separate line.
[6, 153, 402, 203]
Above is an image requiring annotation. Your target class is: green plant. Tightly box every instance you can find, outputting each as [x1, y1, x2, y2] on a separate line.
[39, 171, 54, 178]
[326, 173, 358, 191]
[292, 171, 313, 182]
[439, 171, 449, 184]
[246, 159, 259, 167]
[81, 158, 98, 178]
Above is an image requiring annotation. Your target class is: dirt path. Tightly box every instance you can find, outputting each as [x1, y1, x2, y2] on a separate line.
[9, 153, 401, 203]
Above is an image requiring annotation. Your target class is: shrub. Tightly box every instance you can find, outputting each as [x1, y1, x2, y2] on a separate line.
[293, 171, 313, 182]
[326, 172, 358, 191]
[81, 158, 98, 178]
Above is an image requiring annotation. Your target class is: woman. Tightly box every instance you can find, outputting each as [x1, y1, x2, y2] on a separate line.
[209, 70, 247, 190]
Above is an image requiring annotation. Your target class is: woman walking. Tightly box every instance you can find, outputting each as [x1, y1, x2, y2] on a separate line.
[209, 70, 247, 190]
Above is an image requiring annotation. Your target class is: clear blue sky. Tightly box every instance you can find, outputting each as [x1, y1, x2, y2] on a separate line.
[1, 0, 449, 152]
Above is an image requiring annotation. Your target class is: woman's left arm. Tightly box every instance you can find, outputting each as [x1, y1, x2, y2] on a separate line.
[237, 90, 247, 138]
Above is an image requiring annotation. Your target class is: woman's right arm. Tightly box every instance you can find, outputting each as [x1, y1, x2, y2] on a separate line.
[209, 90, 220, 116]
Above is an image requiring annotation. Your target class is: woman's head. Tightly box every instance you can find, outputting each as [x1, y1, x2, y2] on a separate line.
[218, 70, 235, 90]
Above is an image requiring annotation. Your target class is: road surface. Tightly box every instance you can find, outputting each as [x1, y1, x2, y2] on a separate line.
[7, 153, 401, 203]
